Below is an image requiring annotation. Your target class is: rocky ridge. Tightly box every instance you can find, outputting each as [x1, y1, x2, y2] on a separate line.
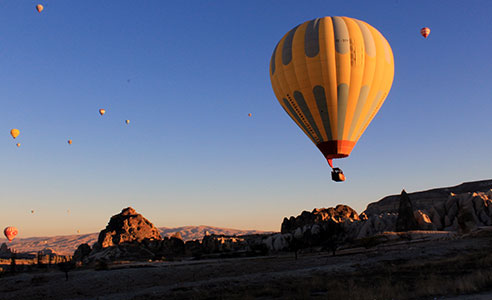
[363, 179, 492, 216]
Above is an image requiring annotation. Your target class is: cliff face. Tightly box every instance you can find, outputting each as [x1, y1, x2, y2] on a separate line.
[363, 179, 492, 217]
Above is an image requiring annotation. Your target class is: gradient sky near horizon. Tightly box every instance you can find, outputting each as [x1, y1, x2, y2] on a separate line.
[1, 1, 492, 238]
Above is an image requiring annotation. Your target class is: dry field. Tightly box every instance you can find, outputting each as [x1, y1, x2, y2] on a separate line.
[1, 230, 492, 299]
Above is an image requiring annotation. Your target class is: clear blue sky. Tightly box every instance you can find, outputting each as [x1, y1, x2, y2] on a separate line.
[1, 1, 491, 238]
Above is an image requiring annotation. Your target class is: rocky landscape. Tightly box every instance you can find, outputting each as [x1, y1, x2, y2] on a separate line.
[2, 179, 492, 299]
[3, 225, 266, 256]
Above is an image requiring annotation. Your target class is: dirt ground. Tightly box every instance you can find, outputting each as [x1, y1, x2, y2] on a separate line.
[1, 230, 492, 300]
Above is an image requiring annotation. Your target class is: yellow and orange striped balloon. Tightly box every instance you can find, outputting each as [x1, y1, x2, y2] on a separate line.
[270, 16, 394, 163]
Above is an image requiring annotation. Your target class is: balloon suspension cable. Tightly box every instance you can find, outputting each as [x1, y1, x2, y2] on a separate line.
[327, 158, 334, 169]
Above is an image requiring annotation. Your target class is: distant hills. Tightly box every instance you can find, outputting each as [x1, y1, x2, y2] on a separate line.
[3, 226, 269, 255]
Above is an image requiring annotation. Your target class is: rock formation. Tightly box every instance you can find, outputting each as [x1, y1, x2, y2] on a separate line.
[276, 205, 361, 252]
[73, 243, 91, 264]
[281, 205, 359, 234]
[93, 207, 162, 250]
[355, 213, 398, 239]
[0, 243, 11, 258]
[79, 207, 197, 263]
[202, 235, 248, 253]
[396, 190, 419, 231]
[359, 181, 492, 235]
[363, 179, 492, 216]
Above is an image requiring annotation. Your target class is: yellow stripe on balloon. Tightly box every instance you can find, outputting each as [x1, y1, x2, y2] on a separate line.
[318, 17, 338, 140]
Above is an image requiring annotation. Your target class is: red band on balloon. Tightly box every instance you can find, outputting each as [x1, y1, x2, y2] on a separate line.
[316, 140, 355, 159]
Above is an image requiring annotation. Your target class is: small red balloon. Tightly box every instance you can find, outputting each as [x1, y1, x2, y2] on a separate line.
[420, 27, 430, 38]
[4, 227, 18, 242]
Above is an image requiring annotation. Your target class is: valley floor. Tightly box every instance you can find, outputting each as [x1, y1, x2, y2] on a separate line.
[1, 229, 492, 300]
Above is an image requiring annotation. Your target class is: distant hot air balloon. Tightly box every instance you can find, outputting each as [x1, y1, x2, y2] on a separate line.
[270, 16, 394, 182]
[16, 143, 21, 147]
[420, 27, 430, 38]
[4, 227, 18, 242]
[31, 210, 34, 214]
[68, 139, 72, 145]
[248, 113, 252, 117]
[10, 129, 19, 139]
[36, 4, 43, 13]
[77, 230, 80, 234]
[125, 120, 130, 124]
[99, 109, 106, 116]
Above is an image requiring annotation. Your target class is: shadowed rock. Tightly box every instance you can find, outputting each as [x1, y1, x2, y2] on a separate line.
[281, 205, 359, 234]
[396, 190, 419, 232]
[73, 243, 91, 264]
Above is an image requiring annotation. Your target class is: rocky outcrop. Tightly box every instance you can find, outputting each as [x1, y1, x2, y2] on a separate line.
[93, 207, 162, 250]
[363, 179, 492, 217]
[276, 205, 361, 252]
[361, 180, 492, 235]
[281, 205, 359, 234]
[83, 208, 180, 263]
[414, 210, 436, 230]
[73, 243, 91, 264]
[263, 233, 292, 251]
[355, 213, 398, 239]
[396, 190, 419, 231]
[201, 235, 248, 253]
[153, 237, 185, 258]
[0, 243, 12, 258]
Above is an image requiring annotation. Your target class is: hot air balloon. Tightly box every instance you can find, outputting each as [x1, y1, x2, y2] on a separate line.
[248, 113, 252, 117]
[125, 120, 130, 124]
[10, 129, 20, 139]
[36, 4, 43, 13]
[99, 109, 106, 116]
[270, 16, 394, 182]
[16, 143, 21, 147]
[68, 139, 72, 145]
[31, 210, 34, 214]
[420, 27, 430, 38]
[4, 227, 18, 242]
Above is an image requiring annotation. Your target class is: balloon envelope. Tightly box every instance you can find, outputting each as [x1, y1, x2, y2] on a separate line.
[68, 140, 72, 145]
[248, 113, 252, 117]
[421, 27, 430, 38]
[10, 129, 19, 139]
[16, 143, 21, 147]
[125, 120, 130, 124]
[270, 16, 394, 162]
[4, 227, 18, 242]
[99, 109, 106, 116]
[36, 4, 43, 13]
